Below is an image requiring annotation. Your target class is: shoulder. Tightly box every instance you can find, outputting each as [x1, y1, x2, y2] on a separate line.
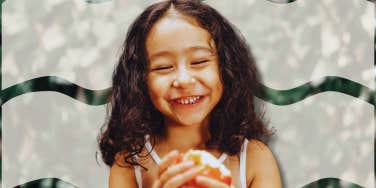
[245, 139, 282, 188]
[109, 153, 138, 188]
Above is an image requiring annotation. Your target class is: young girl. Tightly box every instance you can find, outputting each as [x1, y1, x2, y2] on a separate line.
[99, 0, 282, 187]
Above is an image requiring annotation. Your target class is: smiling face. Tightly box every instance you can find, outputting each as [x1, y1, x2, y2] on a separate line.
[145, 11, 223, 127]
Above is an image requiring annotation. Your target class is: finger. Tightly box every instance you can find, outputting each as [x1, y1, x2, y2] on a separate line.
[162, 166, 203, 188]
[152, 180, 161, 188]
[180, 185, 197, 188]
[159, 150, 179, 174]
[159, 161, 195, 184]
[195, 175, 230, 188]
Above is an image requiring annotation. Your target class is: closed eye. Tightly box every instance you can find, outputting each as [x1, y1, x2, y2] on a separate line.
[191, 60, 209, 65]
[151, 66, 173, 71]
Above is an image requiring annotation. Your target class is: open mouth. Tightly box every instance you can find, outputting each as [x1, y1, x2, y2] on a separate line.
[173, 96, 203, 105]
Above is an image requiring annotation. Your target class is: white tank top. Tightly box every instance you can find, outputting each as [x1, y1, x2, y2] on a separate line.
[133, 138, 249, 188]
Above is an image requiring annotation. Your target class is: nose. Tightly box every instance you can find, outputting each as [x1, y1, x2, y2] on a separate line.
[173, 67, 196, 88]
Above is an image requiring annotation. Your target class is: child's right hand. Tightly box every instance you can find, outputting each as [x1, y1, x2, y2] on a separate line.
[152, 150, 203, 188]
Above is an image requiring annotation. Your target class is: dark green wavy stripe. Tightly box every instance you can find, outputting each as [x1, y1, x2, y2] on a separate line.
[13, 178, 78, 188]
[1, 76, 374, 106]
[262, 76, 374, 106]
[302, 178, 364, 188]
[13, 177, 364, 188]
[1, 76, 110, 106]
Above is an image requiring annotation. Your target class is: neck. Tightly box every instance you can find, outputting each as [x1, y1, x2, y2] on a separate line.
[156, 118, 211, 154]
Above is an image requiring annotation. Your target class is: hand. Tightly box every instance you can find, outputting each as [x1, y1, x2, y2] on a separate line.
[152, 150, 202, 188]
[194, 176, 234, 188]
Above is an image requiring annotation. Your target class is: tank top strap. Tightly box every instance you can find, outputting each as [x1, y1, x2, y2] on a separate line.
[218, 153, 228, 163]
[239, 138, 249, 188]
[145, 137, 161, 165]
[133, 154, 143, 188]
[133, 163, 143, 188]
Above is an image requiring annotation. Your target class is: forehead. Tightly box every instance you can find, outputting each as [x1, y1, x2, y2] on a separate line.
[145, 13, 215, 59]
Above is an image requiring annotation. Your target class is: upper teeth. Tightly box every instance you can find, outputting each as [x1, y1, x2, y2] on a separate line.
[176, 96, 200, 104]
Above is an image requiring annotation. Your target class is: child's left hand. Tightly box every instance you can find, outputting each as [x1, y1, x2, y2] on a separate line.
[193, 175, 234, 188]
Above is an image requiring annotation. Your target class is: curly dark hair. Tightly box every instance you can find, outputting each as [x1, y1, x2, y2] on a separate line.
[98, 0, 271, 167]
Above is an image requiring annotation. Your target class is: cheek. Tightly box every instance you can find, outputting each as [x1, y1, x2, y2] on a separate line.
[147, 75, 170, 104]
[203, 66, 223, 98]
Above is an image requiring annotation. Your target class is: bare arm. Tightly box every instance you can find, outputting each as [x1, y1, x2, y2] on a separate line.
[109, 154, 138, 188]
[246, 140, 282, 188]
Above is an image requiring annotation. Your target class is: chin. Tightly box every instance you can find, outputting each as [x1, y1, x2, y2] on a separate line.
[164, 113, 209, 127]
[178, 116, 208, 127]
[179, 120, 205, 127]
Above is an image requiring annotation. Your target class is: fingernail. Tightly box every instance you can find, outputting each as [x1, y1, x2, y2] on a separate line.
[193, 166, 205, 173]
[185, 161, 195, 167]
[171, 150, 179, 155]
[196, 175, 205, 182]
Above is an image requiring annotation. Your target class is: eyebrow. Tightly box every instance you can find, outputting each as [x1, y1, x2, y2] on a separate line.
[148, 51, 173, 62]
[186, 46, 215, 54]
[148, 45, 216, 61]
